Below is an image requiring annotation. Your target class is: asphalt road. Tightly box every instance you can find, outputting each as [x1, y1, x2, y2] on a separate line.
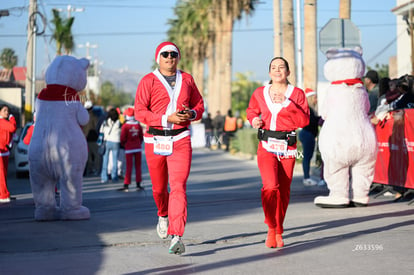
[1, 148, 413, 275]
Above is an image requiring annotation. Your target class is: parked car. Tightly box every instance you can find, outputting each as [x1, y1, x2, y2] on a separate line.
[13, 122, 33, 178]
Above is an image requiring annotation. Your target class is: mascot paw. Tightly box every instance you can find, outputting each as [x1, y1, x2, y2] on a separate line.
[61, 206, 90, 220]
[34, 207, 60, 221]
[314, 196, 350, 208]
[350, 197, 369, 207]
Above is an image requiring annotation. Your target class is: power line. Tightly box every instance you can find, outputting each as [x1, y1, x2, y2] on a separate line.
[366, 29, 406, 64]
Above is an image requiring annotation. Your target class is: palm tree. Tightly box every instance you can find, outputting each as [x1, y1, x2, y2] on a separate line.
[303, 0, 317, 90]
[167, 0, 258, 115]
[50, 9, 75, 55]
[167, 0, 210, 94]
[0, 48, 18, 69]
[209, 0, 258, 115]
[339, 0, 351, 19]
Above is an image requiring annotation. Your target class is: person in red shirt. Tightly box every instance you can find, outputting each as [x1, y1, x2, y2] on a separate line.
[134, 41, 204, 255]
[23, 112, 36, 145]
[0, 104, 17, 203]
[118, 107, 143, 192]
[246, 57, 309, 248]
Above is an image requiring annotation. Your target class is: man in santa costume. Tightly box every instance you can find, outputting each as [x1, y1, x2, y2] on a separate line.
[118, 107, 143, 192]
[134, 41, 204, 255]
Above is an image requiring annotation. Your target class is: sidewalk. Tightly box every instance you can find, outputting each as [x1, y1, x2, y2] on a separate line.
[0, 149, 413, 275]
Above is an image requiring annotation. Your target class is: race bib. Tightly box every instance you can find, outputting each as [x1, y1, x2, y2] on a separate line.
[266, 137, 288, 154]
[153, 136, 173, 156]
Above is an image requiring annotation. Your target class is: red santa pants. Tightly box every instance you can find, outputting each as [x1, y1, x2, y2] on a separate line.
[0, 155, 10, 199]
[257, 143, 295, 234]
[145, 136, 192, 237]
[124, 152, 142, 185]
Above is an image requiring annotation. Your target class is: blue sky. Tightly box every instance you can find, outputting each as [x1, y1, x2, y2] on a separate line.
[0, 0, 399, 84]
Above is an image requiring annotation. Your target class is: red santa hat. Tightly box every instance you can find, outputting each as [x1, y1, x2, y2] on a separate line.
[124, 107, 134, 121]
[155, 41, 181, 64]
[305, 88, 316, 97]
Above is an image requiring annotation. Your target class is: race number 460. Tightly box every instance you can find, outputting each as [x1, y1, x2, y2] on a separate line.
[154, 137, 173, 156]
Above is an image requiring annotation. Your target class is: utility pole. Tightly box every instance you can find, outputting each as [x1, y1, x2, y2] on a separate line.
[410, 8, 414, 75]
[273, 0, 281, 57]
[56, 5, 84, 18]
[78, 42, 98, 98]
[78, 42, 98, 60]
[295, 0, 303, 89]
[25, 0, 37, 122]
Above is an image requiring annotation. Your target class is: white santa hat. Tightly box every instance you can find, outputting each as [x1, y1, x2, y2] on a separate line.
[305, 88, 316, 97]
[155, 41, 181, 64]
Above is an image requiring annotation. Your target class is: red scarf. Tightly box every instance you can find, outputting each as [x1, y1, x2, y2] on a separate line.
[37, 84, 80, 101]
[331, 78, 364, 86]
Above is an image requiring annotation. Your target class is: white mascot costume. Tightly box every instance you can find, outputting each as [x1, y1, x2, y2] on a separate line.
[29, 55, 91, 220]
[314, 47, 377, 208]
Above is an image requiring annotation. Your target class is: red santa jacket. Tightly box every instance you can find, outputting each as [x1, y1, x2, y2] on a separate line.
[120, 121, 143, 154]
[246, 84, 310, 153]
[0, 115, 17, 155]
[134, 69, 204, 136]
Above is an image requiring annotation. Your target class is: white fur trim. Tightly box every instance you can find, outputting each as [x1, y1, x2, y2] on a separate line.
[144, 130, 190, 143]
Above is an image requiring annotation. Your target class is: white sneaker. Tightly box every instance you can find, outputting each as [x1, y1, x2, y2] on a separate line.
[314, 196, 350, 208]
[303, 178, 317, 186]
[318, 180, 327, 186]
[0, 197, 11, 203]
[169, 235, 185, 255]
[157, 216, 169, 239]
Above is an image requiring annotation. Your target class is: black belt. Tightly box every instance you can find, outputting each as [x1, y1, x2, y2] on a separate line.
[257, 129, 296, 146]
[147, 127, 188, 136]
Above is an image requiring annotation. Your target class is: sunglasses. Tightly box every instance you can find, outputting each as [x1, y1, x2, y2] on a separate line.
[160, 51, 179, 58]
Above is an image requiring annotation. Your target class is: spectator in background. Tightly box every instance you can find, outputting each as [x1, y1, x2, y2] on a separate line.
[385, 78, 400, 103]
[83, 101, 100, 176]
[23, 112, 36, 145]
[377, 77, 390, 107]
[212, 110, 224, 149]
[0, 104, 17, 203]
[99, 108, 122, 184]
[223, 109, 237, 151]
[118, 108, 144, 192]
[202, 112, 213, 149]
[389, 74, 414, 110]
[364, 70, 379, 115]
[299, 88, 320, 186]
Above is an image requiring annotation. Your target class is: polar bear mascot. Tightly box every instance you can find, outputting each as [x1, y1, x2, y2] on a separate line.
[314, 47, 377, 208]
[29, 55, 90, 220]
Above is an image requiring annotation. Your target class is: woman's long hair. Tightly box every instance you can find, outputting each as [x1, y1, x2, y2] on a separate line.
[107, 108, 119, 122]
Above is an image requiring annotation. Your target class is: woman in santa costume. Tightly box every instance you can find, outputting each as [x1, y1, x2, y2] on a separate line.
[134, 41, 204, 255]
[0, 104, 17, 203]
[118, 107, 143, 192]
[246, 57, 309, 248]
